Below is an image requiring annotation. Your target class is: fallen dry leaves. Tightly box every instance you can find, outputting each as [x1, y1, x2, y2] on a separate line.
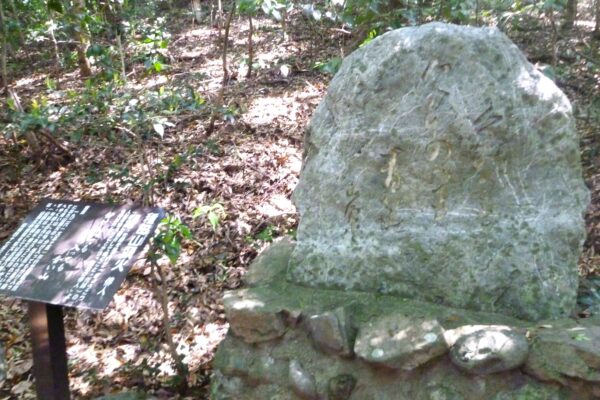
[0, 10, 599, 400]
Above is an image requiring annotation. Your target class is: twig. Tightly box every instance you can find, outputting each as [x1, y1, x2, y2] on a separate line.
[9, 89, 41, 153]
[331, 28, 352, 34]
[115, 124, 138, 139]
[39, 129, 72, 156]
[150, 260, 188, 395]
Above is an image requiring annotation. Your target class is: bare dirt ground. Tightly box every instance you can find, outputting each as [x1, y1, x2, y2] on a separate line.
[0, 8, 599, 400]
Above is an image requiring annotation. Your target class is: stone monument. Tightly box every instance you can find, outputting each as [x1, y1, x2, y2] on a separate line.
[212, 23, 597, 399]
[289, 22, 588, 321]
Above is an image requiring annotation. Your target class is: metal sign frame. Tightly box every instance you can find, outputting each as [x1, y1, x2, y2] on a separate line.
[0, 199, 163, 399]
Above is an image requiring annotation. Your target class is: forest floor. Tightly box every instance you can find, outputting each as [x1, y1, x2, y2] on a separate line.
[0, 6, 599, 400]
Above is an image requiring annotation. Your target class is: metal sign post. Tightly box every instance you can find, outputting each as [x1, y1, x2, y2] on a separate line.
[28, 302, 70, 400]
[0, 199, 163, 399]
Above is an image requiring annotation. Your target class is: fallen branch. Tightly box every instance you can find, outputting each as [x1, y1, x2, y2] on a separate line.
[39, 129, 73, 157]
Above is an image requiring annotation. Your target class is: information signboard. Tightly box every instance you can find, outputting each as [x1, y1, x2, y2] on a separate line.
[0, 199, 163, 310]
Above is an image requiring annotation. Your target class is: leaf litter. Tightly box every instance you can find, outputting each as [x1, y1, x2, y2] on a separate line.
[0, 9, 599, 400]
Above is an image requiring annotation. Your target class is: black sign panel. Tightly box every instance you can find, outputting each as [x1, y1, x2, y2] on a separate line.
[0, 199, 163, 310]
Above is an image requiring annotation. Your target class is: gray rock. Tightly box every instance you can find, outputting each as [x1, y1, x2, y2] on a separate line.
[248, 355, 289, 385]
[212, 336, 289, 386]
[327, 374, 357, 400]
[210, 372, 247, 399]
[288, 360, 318, 399]
[305, 306, 355, 356]
[287, 22, 589, 321]
[524, 325, 600, 384]
[354, 314, 447, 370]
[212, 336, 254, 377]
[449, 326, 529, 374]
[223, 291, 287, 343]
[492, 383, 566, 400]
[425, 385, 466, 400]
[243, 237, 295, 287]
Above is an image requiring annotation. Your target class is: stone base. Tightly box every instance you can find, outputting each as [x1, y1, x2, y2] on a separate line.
[211, 240, 600, 400]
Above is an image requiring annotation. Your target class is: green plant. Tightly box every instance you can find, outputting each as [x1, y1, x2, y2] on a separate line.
[86, 43, 121, 81]
[256, 225, 276, 242]
[131, 17, 171, 74]
[147, 215, 192, 395]
[149, 215, 192, 265]
[261, 0, 293, 22]
[193, 203, 226, 231]
[315, 57, 342, 75]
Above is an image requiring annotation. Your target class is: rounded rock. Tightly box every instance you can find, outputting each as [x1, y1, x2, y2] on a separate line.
[450, 327, 529, 374]
[288, 360, 318, 399]
[327, 374, 357, 400]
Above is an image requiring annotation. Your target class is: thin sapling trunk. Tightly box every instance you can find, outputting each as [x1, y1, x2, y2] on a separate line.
[247, 15, 253, 78]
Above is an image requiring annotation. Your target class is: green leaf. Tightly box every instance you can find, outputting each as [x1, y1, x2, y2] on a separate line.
[47, 0, 63, 13]
[270, 8, 282, 20]
[153, 123, 164, 137]
[573, 333, 590, 341]
[238, 0, 259, 14]
[192, 205, 209, 218]
[153, 61, 164, 72]
[317, 57, 342, 75]
[180, 225, 192, 239]
[256, 226, 275, 242]
[208, 212, 220, 231]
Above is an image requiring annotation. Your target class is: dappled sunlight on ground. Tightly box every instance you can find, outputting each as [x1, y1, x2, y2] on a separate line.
[1, 2, 599, 398]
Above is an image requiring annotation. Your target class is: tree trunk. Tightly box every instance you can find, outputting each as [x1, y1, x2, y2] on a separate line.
[0, 0, 8, 93]
[72, 0, 92, 77]
[116, 34, 126, 82]
[153, 261, 188, 395]
[206, 2, 234, 134]
[9, 89, 41, 153]
[111, 1, 127, 82]
[47, 17, 62, 88]
[595, 0, 600, 36]
[246, 15, 253, 78]
[547, 9, 559, 67]
[281, 8, 287, 41]
[191, 0, 202, 24]
[563, 0, 576, 29]
[8, 0, 27, 54]
[221, 3, 235, 84]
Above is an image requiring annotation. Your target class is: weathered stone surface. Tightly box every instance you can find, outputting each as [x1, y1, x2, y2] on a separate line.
[287, 22, 589, 321]
[212, 267, 599, 399]
[288, 360, 318, 399]
[354, 314, 447, 370]
[243, 237, 294, 287]
[449, 326, 529, 374]
[491, 383, 566, 400]
[223, 291, 287, 343]
[210, 373, 247, 400]
[213, 335, 289, 385]
[524, 326, 600, 384]
[305, 306, 355, 356]
[251, 355, 290, 385]
[327, 374, 357, 400]
[423, 385, 466, 400]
